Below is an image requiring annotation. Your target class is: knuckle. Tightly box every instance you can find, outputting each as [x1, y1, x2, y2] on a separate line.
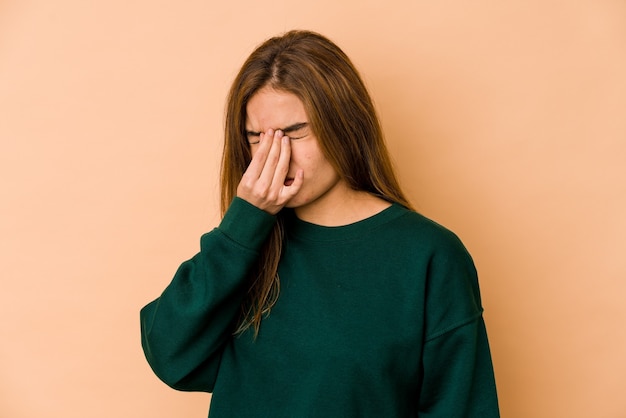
[241, 180, 254, 192]
[253, 185, 269, 199]
[266, 190, 279, 202]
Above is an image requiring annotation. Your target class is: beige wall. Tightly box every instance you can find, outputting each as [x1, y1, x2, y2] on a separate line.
[1, 0, 625, 416]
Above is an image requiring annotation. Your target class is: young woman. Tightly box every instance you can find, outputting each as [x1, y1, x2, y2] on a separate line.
[140, 30, 499, 417]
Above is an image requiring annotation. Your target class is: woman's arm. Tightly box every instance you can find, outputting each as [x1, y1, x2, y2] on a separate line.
[141, 128, 302, 392]
[418, 229, 499, 417]
[140, 197, 276, 392]
[419, 316, 499, 417]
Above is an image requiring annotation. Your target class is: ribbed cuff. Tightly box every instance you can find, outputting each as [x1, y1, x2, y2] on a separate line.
[217, 197, 277, 250]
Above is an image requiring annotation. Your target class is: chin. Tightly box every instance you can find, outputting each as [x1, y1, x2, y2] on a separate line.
[284, 195, 310, 210]
[284, 200, 302, 209]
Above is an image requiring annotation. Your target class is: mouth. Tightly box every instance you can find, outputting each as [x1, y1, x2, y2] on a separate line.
[284, 178, 295, 186]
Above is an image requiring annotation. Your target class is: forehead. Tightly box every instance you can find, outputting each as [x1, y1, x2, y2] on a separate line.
[245, 87, 308, 129]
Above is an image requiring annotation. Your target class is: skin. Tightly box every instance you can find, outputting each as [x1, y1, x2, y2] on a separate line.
[237, 86, 390, 226]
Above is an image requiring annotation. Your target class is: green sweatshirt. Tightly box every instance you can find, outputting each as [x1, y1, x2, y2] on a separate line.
[140, 197, 499, 417]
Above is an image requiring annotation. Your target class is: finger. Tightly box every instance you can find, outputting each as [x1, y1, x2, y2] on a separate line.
[279, 169, 304, 203]
[270, 134, 292, 190]
[244, 129, 274, 179]
[288, 169, 304, 192]
[257, 129, 283, 188]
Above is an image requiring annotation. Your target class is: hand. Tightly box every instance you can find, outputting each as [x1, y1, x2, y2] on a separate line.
[236, 129, 304, 215]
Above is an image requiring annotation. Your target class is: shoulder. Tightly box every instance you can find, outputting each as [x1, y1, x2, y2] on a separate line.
[382, 205, 470, 257]
[385, 207, 479, 292]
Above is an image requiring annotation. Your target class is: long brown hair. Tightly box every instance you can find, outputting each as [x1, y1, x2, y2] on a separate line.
[221, 30, 412, 336]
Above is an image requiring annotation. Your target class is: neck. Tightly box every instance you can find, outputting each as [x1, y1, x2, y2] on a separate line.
[294, 185, 392, 226]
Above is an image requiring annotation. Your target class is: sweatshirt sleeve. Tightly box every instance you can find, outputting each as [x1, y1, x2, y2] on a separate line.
[418, 228, 500, 417]
[140, 197, 276, 392]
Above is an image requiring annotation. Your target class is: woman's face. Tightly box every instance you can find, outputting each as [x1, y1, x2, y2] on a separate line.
[245, 86, 348, 217]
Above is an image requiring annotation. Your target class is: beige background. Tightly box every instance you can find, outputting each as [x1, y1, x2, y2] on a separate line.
[1, 0, 625, 417]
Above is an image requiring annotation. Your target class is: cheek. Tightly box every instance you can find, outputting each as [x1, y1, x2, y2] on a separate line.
[287, 149, 305, 170]
[292, 147, 317, 166]
[290, 142, 325, 175]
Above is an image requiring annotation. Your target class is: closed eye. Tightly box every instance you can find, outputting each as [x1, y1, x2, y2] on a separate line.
[245, 122, 310, 144]
[245, 130, 261, 145]
[282, 122, 309, 140]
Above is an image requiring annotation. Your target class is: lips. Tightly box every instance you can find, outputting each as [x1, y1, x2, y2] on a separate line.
[284, 178, 294, 186]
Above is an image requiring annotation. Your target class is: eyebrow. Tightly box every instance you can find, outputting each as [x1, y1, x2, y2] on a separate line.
[245, 122, 309, 137]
